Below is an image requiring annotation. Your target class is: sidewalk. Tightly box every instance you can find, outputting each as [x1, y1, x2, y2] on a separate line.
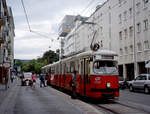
[0, 78, 19, 106]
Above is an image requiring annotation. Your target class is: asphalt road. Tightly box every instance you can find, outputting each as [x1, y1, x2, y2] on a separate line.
[118, 89, 150, 113]
[1, 80, 150, 114]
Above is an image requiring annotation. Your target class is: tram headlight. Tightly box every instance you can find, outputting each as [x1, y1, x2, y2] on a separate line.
[106, 82, 111, 88]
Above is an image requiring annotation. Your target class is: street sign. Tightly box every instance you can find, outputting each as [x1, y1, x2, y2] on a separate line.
[4, 63, 10, 68]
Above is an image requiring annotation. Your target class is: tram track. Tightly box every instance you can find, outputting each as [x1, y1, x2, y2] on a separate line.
[89, 99, 149, 114]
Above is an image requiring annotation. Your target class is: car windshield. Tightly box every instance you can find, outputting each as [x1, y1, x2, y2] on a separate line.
[24, 73, 32, 78]
[93, 60, 118, 74]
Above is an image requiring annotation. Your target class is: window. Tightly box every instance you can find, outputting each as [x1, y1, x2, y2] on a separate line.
[100, 13, 103, 21]
[120, 48, 123, 55]
[137, 23, 141, 33]
[119, 0, 122, 6]
[70, 61, 75, 73]
[136, 76, 141, 80]
[144, 0, 149, 3]
[136, 2, 141, 14]
[119, 31, 122, 40]
[125, 47, 128, 54]
[144, 40, 149, 49]
[143, 19, 148, 30]
[129, 8, 132, 17]
[141, 76, 147, 80]
[93, 61, 118, 74]
[100, 27, 103, 35]
[119, 14, 122, 23]
[137, 43, 142, 51]
[129, 26, 133, 37]
[130, 45, 133, 53]
[124, 29, 127, 39]
[123, 11, 127, 21]
[143, 0, 149, 7]
[148, 76, 150, 80]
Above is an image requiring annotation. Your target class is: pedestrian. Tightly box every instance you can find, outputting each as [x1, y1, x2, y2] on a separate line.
[39, 73, 46, 87]
[45, 73, 48, 86]
[31, 72, 36, 89]
[71, 70, 77, 99]
[11, 76, 14, 83]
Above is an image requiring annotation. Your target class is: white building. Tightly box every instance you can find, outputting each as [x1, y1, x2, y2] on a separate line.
[61, 0, 150, 80]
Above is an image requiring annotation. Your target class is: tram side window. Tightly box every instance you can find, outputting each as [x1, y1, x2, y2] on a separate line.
[51, 67, 55, 74]
[56, 65, 60, 74]
[63, 64, 66, 74]
[70, 61, 75, 73]
[60, 64, 62, 74]
[48, 68, 51, 74]
[66, 63, 70, 74]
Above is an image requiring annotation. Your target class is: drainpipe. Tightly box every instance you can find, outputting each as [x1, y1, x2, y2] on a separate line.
[133, 0, 137, 78]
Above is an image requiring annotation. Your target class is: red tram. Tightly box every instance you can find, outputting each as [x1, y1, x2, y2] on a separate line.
[42, 50, 119, 99]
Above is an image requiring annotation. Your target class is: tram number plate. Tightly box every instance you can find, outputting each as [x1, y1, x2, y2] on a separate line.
[94, 77, 101, 84]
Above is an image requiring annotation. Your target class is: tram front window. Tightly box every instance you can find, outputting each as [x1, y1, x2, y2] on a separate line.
[93, 61, 118, 74]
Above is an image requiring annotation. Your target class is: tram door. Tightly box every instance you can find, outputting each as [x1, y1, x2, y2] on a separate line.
[81, 58, 86, 96]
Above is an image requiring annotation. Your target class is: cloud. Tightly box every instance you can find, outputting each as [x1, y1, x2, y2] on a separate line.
[14, 38, 59, 59]
[7, 0, 107, 59]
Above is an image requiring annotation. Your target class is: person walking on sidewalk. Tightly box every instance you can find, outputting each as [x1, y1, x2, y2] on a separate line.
[39, 73, 46, 87]
[31, 72, 36, 89]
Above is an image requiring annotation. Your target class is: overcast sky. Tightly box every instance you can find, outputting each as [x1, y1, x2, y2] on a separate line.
[7, 0, 106, 60]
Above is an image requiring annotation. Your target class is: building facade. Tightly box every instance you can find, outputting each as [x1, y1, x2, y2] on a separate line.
[59, 0, 150, 80]
[0, 0, 15, 86]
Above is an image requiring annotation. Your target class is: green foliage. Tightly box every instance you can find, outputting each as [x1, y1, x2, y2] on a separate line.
[17, 49, 59, 74]
[15, 60, 23, 66]
[42, 50, 59, 64]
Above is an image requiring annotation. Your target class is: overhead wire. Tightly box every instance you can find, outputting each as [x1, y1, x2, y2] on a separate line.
[20, 0, 58, 43]
[20, 0, 31, 32]
[80, 0, 96, 15]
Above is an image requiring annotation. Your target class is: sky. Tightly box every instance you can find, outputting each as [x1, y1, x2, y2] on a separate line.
[7, 0, 106, 60]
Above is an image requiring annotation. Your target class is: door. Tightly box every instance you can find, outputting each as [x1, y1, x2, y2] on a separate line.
[133, 76, 145, 89]
[81, 58, 86, 95]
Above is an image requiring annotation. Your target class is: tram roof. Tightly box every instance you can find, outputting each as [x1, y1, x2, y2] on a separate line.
[48, 61, 60, 67]
[42, 61, 60, 69]
[61, 56, 75, 63]
[42, 50, 117, 69]
[76, 49, 117, 58]
[41, 65, 49, 69]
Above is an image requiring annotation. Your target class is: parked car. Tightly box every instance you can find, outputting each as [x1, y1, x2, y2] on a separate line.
[21, 72, 32, 86]
[119, 77, 128, 89]
[129, 74, 150, 94]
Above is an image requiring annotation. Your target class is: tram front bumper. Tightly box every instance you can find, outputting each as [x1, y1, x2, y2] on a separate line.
[91, 88, 119, 92]
[90, 88, 119, 98]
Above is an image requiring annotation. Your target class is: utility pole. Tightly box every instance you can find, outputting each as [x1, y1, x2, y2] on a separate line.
[133, 0, 137, 78]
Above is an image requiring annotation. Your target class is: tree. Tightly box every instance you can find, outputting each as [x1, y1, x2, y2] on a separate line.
[42, 50, 59, 64]
[19, 49, 59, 74]
[15, 60, 23, 67]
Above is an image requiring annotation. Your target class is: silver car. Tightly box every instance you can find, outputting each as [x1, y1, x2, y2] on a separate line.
[129, 74, 150, 94]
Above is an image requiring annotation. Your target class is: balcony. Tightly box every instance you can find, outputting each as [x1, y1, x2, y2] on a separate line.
[0, 18, 4, 26]
[0, 35, 4, 44]
[0, 31, 5, 45]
